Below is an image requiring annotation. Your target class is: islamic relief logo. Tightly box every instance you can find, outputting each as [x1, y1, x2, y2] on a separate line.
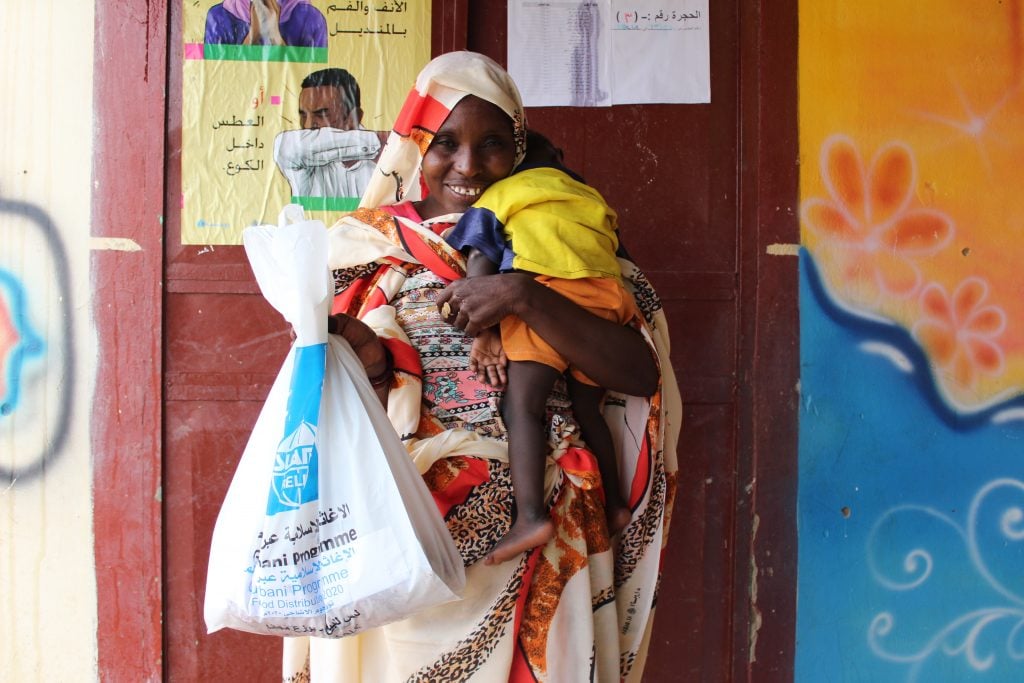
[268, 421, 320, 514]
[266, 343, 326, 514]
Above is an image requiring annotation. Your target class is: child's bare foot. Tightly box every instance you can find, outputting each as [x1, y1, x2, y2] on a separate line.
[484, 517, 554, 564]
[607, 504, 632, 536]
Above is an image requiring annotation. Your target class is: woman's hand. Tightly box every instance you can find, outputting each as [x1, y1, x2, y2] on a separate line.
[437, 273, 535, 337]
[327, 314, 389, 379]
[245, 0, 285, 46]
[437, 273, 658, 397]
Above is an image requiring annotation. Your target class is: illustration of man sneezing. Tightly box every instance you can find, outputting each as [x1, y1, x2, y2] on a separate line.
[273, 68, 384, 202]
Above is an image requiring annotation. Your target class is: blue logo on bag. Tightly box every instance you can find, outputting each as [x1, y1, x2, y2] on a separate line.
[267, 343, 326, 515]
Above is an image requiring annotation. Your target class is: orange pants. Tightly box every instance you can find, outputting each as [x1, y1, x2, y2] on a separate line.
[500, 275, 638, 386]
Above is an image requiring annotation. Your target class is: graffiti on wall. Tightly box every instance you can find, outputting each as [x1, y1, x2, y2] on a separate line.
[0, 196, 75, 485]
[0, 270, 43, 415]
[797, 2, 1024, 681]
[798, 252, 1024, 681]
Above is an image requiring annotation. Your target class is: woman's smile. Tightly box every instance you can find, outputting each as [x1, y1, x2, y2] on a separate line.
[445, 184, 484, 198]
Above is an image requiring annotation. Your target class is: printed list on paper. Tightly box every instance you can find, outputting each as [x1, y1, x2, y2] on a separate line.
[508, 0, 710, 106]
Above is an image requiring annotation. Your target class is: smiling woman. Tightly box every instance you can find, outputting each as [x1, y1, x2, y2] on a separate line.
[280, 51, 681, 682]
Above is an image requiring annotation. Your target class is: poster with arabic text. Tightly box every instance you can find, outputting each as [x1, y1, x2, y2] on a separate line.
[181, 0, 430, 245]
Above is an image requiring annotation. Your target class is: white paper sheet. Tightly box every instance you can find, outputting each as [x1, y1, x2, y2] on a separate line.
[508, 1, 613, 107]
[508, 1, 710, 106]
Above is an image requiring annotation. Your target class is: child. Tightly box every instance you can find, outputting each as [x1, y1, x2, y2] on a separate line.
[445, 131, 638, 565]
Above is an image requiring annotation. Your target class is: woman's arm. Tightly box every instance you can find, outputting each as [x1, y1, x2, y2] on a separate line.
[436, 273, 658, 396]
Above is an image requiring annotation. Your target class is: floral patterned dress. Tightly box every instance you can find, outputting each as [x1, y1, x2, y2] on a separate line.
[282, 203, 681, 682]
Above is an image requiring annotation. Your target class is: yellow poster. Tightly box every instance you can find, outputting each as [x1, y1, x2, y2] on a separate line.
[181, 1, 431, 244]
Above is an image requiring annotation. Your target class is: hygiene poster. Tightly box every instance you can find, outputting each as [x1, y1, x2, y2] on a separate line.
[181, 1, 431, 245]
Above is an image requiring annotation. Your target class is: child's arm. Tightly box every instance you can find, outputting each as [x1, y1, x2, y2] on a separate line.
[465, 246, 499, 278]
[444, 208, 513, 387]
[463, 247, 507, 388]
[469, 327, 507, 388]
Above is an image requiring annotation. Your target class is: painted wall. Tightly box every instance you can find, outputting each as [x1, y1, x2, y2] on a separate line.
[798, 2, 1024, 681]
[0, 2, 99, 679]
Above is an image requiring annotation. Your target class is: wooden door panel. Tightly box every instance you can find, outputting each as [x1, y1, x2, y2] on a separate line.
[160, 1, 800, 679]
[165, 397, 279, 681]
[165, 292, 288, 399]
[164, 288, 290, 677]
[652, 402, 740, 681]
[660, 290, 738, 403]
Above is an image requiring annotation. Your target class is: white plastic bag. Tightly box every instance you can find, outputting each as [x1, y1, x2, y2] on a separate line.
[204, 205, 465, 638]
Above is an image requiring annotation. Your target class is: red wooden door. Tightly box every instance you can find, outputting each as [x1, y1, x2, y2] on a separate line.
[159, 2, 799, 681]
[460, 4, 800, 680]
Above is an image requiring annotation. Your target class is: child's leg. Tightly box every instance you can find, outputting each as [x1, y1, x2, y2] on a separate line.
[485, 360, 561, 565]
[567, 377, 632, 535]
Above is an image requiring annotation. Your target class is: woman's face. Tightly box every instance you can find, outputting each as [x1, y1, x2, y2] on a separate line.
[416, 96, 517, 218]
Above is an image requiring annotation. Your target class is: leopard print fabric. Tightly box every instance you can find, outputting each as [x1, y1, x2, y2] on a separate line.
[405, 557, 530, 683]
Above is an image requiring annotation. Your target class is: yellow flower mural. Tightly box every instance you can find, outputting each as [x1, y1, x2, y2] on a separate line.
[802, 135, 955, 302]
[800, 1, 1024, 406]
[913, 277, 1007, 391]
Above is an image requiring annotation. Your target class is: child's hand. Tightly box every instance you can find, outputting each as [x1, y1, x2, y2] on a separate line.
[470, 328, 507, 389]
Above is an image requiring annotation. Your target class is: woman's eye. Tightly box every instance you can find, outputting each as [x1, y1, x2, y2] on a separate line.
[433, 137, 457, 150]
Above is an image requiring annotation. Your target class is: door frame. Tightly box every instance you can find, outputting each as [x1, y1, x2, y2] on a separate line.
[92, 0, 168, 679]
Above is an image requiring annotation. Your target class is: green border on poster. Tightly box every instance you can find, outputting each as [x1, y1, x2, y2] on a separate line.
[292, 196, 361, 212]
[203, 44, 328, 63]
